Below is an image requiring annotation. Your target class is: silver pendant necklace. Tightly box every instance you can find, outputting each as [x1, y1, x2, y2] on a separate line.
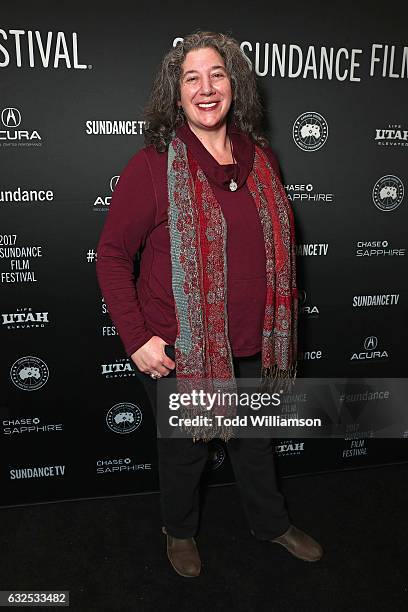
[228, 136, 238, 192]
[229, 178, 238, 192]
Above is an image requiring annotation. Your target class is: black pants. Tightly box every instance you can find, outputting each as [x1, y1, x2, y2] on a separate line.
[137, 347, 290, 540]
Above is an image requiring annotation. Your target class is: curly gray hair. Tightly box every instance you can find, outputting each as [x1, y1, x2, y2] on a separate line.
[143, 30, 268, 151]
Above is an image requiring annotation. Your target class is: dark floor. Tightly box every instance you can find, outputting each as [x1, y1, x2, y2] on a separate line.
[1, 463, 407, 612]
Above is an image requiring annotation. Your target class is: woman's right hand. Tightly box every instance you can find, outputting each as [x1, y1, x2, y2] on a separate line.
[130, 336, 175, 377]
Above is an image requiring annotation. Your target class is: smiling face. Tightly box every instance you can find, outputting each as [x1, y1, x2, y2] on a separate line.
[178, 47, 233, 136]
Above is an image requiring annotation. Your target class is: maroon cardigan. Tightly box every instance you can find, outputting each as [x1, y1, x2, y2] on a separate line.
[96, 122, 283, 358]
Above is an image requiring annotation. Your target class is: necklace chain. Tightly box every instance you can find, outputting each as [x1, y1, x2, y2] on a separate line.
[228, 136, 238, 192]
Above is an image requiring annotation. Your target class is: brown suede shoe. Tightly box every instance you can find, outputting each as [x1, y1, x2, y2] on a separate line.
[162, 526, 201, 577]
[270, 525, 323, 562]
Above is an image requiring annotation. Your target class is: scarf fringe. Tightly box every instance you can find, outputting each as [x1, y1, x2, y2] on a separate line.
[259, 360, 298, 394]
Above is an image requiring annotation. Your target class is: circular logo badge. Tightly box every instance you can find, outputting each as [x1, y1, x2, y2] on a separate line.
[372, 175, 404, 211]
[10, 356, 49, 391]
[364, 336, 378, 351]
[106, 402, 143, 434]
[207, 441, 226, 470]
[293, 111, 328, 151]
[1, 107, 22, 128]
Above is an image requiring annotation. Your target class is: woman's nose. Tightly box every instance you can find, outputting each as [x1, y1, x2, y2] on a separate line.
[199, 76, 215, 96]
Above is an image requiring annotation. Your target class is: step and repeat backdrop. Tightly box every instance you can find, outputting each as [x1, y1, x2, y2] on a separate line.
[1, 1, 407, 507]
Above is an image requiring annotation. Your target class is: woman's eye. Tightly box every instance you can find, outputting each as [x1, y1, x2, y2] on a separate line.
[186, 76, 197, 82]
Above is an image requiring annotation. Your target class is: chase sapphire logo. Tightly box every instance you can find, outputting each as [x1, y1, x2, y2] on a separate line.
[372, 175, 404, 211]
[106, 402, 143, 434]
[293, 111, 328, 151]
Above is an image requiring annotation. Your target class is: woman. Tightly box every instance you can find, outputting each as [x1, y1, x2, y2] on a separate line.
[96, 31, 323, 577]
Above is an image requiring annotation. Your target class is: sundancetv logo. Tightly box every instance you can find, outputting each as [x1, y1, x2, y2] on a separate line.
[85, 120, 146, 135]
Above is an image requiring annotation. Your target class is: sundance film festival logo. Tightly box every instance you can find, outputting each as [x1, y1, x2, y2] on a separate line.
[0, 29, 90, 69]
[207, 442, 226, 470]
[10, 356, 49, 390]
[0, 186, 54, 203]
[350, 336, 389, 362]
[106, 402, 143, 434]
[0, 107, 42, 146]
[374, 124, 408, 147]
[0, 233, 43, 283]
[292, 112, 328, 151]
[93, 175, 120, 211]
[372, 175, 404, 211]
[342, 433, 369, 459]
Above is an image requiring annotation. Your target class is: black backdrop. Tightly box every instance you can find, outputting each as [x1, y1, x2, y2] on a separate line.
[1, 0, 407, 507]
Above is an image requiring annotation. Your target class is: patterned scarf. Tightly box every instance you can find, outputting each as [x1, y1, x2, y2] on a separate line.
[167, 134, 298, 442]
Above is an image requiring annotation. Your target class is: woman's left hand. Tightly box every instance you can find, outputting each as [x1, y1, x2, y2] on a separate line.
[130, 335, 175, 377]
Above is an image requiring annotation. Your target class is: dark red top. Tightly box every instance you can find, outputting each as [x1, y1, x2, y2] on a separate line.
[96, 122, 282, 358]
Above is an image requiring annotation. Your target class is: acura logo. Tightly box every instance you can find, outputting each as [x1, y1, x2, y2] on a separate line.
[110, 175, 120, 192]
[1, 107, 22, 128]
[364, 336, 378, 350]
